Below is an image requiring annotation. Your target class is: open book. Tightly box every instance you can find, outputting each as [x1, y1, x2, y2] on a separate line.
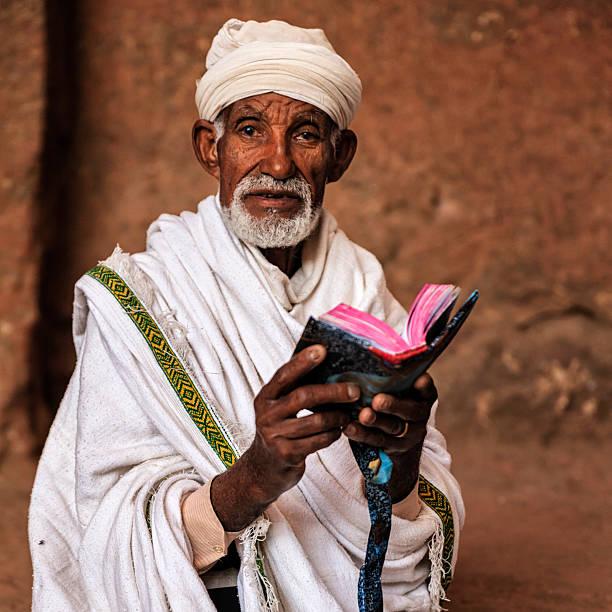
[294, 283, 478, 609]
[294, 283, 479, 406]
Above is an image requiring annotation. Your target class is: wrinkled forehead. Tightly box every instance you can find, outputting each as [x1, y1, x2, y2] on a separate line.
[220, 93, 336, 129]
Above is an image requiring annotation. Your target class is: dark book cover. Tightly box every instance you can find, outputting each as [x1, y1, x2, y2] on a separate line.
[294, 290, 479, 407]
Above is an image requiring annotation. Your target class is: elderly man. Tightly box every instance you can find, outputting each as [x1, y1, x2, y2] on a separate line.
[29, 19, 463, 612]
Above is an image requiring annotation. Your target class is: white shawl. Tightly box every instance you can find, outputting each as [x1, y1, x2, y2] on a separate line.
[29, 196, 464, 611]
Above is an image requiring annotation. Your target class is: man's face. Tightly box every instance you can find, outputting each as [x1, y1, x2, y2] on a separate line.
[214, 93, 338, 246]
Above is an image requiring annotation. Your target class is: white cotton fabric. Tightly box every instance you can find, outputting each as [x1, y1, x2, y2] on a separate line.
[29, 195, 464, 611]
[195, 19, 362, 129]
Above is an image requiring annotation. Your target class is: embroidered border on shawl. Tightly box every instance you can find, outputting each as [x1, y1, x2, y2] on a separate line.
[418, 475, 454, 591]
[88, 264, 451, 603]
[88, 264, 277, 606]
[86, 264, 237, 468]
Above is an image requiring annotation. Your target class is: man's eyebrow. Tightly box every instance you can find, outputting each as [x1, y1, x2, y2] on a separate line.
[292, 110, 328, 125]
[232, 105, 263, 120]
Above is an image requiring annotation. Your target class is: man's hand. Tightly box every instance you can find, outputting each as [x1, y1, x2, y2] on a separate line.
[343, 374, 437, 503]
[210, 345, 358, 531]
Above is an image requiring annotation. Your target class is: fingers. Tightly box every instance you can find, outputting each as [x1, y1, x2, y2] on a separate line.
[409, 373, 438, 403]
[246, 347, 361, 498]
[347, 374, 437, 450]
[254, 412, 348, 469]
[258, 381, 359, 422]
[253, 346, 362, 473]
[370, 394, 431, 423]
[273, 429, 345, 467]
[370, 374, 437, 422]
[280, 410, 351, 439]
[258, 355, 360, 421]
[260, 345, 327, 399]
[282, 382, 359, 414]
[357, 407, 406, 436]
[344, 421, 426, 453]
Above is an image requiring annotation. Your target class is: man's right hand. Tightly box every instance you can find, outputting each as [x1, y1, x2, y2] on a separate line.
[210, 344, 359, 532]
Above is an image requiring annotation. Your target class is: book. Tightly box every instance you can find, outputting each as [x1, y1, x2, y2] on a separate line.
[294, 284, 478, 609]
[294, 283, 479, 407]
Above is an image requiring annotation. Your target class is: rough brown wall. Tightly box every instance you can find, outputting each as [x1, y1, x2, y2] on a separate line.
[0, 0, 45, 456]
[1, 1, 611, 454]
[0, 2, 611, 609]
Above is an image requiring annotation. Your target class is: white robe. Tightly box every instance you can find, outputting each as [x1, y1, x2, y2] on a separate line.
[29, 196, 464, 611]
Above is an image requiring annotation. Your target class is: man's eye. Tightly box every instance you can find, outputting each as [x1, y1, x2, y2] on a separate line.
[296, 131, 319, 142]
[239, 125, 257, 137]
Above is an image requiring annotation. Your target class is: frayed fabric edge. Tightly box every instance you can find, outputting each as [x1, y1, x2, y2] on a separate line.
[427, 518, 449, 612]
[99, 246, 274, 607]
[223, 419, 256, 455]
[100, 245, 194, 372]
[239, 516, 279, 612]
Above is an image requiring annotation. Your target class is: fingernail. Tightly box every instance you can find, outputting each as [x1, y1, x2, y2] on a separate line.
[309, 346, 323, 362]
[375, 395, 390, 411]
[345, 424, 356, 436]
[347, 384, 360, 399]
[364, 410, 375, 424]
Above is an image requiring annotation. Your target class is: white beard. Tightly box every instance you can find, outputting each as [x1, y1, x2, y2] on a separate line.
[221, 175, 321, 248]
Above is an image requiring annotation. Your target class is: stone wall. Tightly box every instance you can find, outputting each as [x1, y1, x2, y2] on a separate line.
[1, 1, 610, 455]
[0, 0, 45, 455]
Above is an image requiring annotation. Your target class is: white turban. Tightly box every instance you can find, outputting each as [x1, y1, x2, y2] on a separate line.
[195, 19, 362, 130]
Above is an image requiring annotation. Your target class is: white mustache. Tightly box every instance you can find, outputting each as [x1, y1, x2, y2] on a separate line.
[233, 175, 312, 206]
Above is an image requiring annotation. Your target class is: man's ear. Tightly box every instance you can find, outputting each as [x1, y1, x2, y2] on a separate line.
[327, 129, 357, 184]
[192, 119, 220, 179]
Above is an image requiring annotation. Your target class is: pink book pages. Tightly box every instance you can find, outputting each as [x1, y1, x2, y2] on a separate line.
[403, 284, 460, 346]
[319, 284, 461, 362]
[320, 303, 411, 354]
[423, 285, 459, 329]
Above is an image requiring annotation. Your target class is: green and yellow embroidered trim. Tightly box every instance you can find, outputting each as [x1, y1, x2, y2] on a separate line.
[88, 264, 274, 591]
[86, 264, 237, 469]
[88, 264, 453, 597]
[418, 475, 455, 591]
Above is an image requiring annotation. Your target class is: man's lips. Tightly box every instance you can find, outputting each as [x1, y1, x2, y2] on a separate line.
[245, 191, 301, 210]
[247, 190, 300, 199]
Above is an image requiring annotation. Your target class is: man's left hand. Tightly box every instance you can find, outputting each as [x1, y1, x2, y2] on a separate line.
[342, 373, 437, 503]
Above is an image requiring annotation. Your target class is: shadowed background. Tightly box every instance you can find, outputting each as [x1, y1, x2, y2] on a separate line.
[1, 1, 611, 609]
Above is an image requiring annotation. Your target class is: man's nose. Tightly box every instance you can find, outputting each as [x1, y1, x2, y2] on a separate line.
[259, 134, 296, 180]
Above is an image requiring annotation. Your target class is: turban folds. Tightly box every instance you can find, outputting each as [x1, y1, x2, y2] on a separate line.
[195, 19, 362, 130]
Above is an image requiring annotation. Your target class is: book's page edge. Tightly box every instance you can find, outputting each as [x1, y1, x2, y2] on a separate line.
[321, 303, 410, 354]
[404, 284, 460, 347]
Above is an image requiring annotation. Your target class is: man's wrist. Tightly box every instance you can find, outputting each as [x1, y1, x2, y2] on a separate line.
[209, 450, 279, 532]
[391, 483, 422, 521]
[387, 441, 423, 504]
